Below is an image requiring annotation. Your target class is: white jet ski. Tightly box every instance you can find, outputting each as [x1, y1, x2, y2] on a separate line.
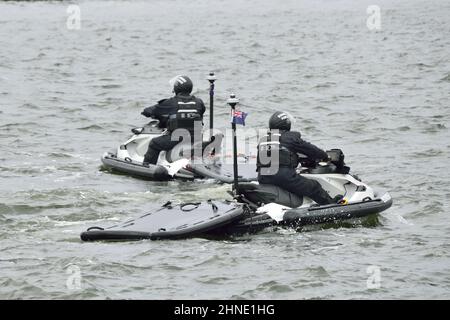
[101, 72, 257, 182]
[223, 149, 393, 234]
[101, 119, 258, 182]
[101, 120, 200, 180]
[82, 150, 392, 241]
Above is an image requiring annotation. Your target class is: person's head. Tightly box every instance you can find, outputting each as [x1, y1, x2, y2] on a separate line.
[170, 75, 193, 95]
[269, 111, 292, 131]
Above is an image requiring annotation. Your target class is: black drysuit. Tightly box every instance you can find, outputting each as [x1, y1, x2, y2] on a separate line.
[257, 130, 335, 205]
[141, 94, 206, 165]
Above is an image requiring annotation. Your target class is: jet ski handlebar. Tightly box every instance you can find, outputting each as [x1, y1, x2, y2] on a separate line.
[131, 119, 162, 134]
[146, 119, 161, 127]
[298, 149, 350, 174]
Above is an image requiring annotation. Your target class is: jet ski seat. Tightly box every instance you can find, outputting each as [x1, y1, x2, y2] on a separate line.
[236, 183, 303, 208]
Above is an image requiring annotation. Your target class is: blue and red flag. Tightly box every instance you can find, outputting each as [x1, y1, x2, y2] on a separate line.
[231, 110, 248, 126]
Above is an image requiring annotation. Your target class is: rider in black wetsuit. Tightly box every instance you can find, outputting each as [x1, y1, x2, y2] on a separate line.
[257, 111, 342, 205]
[141, 75, 206, 165]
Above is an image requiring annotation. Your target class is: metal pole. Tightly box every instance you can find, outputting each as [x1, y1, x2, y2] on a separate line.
[227, 93, 240, 195]
[207, 72, 217, 133]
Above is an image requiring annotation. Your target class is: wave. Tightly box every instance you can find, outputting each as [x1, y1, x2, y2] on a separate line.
[77, 124, 104, 131]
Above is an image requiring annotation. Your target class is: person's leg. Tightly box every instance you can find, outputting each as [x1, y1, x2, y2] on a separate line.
[275, 168, 334, 205]
[143, 135, 178, 165]
[301, 179, 335, 205]
[259, 168, 341, 205]
[143, 145, 160, 165]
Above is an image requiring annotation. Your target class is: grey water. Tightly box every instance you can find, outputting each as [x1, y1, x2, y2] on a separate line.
[0, 0, 449, 299]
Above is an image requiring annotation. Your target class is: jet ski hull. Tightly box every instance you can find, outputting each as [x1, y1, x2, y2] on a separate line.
[223, 191, 393, 234]
[101, 152, 195, 180]
[282, 192, 393, 226]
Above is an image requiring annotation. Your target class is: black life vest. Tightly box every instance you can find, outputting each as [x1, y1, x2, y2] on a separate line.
[167, 96, 203, 132]
[256, 131, 299, 169]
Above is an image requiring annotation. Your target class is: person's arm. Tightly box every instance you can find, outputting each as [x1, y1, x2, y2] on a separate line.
[195, 98, 206, 126]
[289, 132, 328, 161]
[141, 104, 157, 118]
[141, 99, 168, 118]
[200, 99, 206, 116]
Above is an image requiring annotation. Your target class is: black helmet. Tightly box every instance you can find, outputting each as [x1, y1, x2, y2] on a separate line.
[269, 111, 292, 131]
[172, 75, 193, 95]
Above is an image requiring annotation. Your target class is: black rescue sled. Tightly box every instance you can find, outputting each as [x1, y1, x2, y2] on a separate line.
[81, 201, 246, 241]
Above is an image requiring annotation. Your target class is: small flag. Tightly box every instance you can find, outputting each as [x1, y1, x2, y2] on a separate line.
[231, 110, 248, 126]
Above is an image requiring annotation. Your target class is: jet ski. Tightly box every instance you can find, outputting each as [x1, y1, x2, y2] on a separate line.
[101, 120, 258, 182]
[82, 94, 393, 242]
[222, 150, 393, 235]
[189, 153, 257, 183]
[102, 119, 198, 180]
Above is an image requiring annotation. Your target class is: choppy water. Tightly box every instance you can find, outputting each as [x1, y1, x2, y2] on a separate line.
[1, 0, 449, 299]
